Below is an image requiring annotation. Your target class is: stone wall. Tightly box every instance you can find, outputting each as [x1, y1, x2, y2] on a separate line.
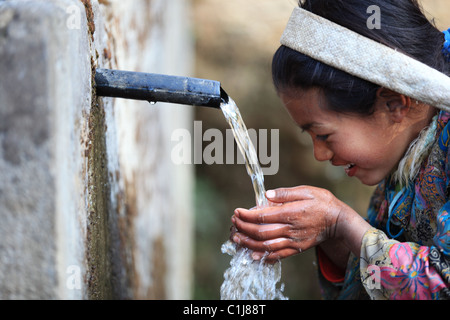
[0, 0, 193, 299]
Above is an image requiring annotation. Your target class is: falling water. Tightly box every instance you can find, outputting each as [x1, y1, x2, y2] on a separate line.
[219, 96, 287, 300]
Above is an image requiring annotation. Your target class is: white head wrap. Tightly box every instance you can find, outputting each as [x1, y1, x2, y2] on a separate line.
[280, 7, 450, 112]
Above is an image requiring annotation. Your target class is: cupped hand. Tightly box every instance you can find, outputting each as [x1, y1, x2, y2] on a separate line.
[231, 186, 364, 263]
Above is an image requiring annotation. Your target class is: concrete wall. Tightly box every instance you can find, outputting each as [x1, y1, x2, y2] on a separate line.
[0, 0, 193, 299]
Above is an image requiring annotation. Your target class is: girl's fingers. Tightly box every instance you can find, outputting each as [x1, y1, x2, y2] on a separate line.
[259, 248, 301, 263]
[231, 235, 301, 263]
[266, 186, 315, 203]
[233, 231, 293, 253]
[233, 215, 290, 241]
[234, 205, 295, 225]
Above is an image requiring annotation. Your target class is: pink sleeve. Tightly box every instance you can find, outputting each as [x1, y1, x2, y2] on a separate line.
[360, 228, 448, 299]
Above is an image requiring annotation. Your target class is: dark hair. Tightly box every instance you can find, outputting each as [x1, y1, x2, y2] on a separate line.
[272, 0, 450, 115]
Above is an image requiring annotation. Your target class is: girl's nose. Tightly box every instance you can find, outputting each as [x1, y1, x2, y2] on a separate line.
[313, 140, 333, 162]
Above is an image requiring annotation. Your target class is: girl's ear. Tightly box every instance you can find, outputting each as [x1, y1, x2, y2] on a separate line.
[376, 88, 411, 123]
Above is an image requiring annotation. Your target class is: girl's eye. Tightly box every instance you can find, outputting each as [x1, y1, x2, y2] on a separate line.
[316, 134, 329, 141]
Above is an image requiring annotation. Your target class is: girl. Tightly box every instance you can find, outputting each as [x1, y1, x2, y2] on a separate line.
[231, 0, 450, 299]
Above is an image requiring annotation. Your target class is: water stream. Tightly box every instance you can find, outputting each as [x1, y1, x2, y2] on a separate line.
[219, 96, 287, 300]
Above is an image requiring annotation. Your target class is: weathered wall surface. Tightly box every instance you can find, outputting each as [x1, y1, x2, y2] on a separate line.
[0, 0, 193, 299]
[101, 0, 194, 299]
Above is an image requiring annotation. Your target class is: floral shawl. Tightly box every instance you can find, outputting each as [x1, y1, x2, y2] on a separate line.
[319, 110, 450, 300]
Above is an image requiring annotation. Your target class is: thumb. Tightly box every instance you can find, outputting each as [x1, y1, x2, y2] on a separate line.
[265, 186, 315, 203]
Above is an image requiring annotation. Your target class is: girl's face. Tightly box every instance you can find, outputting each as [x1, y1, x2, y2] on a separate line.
[280, 88, 433, 186]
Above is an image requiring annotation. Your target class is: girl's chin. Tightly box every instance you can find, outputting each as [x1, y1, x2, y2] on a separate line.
[354, 170, 384, 186]
[360, 179, 382, 186]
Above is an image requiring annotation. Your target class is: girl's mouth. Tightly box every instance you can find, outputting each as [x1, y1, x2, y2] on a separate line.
[345, 163, 357, 177]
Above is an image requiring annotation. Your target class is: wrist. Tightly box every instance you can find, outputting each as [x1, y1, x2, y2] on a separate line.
[316, 246, 346, 283]
[334, 202, 371, 257]
[319, 239, 350, 270]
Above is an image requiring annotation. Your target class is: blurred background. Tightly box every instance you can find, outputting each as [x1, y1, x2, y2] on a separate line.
[190, 0, 450, 299]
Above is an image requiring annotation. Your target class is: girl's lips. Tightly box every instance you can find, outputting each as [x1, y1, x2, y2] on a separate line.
[345, 163, 357, 177]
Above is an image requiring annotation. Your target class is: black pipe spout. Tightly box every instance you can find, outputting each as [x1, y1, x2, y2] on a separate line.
[94, 68, 228, 108]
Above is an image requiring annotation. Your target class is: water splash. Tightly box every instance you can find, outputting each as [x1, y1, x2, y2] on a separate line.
[219, 96, 287, 300]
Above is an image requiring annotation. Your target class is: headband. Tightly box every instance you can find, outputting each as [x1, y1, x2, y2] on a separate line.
[280, 7, 450, 112]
